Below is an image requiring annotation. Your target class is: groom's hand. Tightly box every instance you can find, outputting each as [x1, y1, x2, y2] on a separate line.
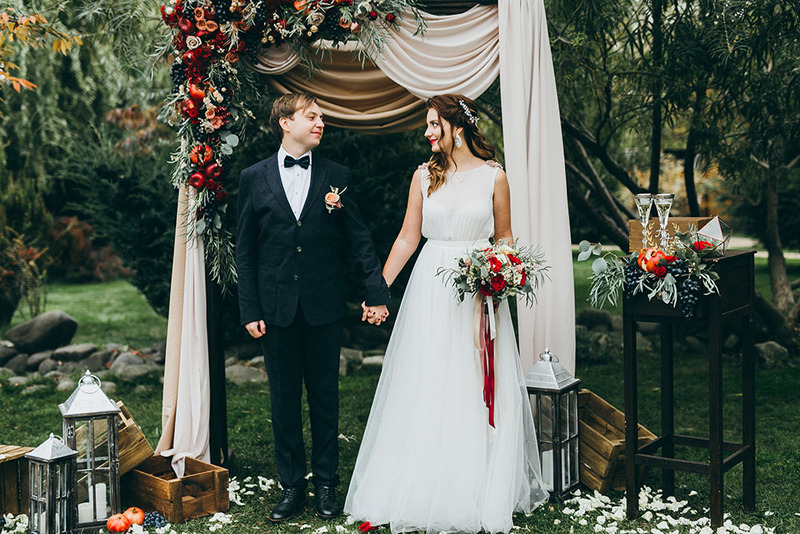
[245, 320, 266, 338]
[361, 302, 389, 325]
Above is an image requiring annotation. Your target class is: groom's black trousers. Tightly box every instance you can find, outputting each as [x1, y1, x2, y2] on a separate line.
[260, 305, 342, 489]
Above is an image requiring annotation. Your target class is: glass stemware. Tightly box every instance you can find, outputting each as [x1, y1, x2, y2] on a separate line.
[654, 193, 675, 250]
[634, 193, 654, 248]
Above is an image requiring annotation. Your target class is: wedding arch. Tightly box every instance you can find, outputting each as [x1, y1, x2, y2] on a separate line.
[154, 0, 576, 476]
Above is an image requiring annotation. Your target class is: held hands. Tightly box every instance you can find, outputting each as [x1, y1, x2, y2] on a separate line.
[361, 302, 389, 326]
[245, 320, 266, 338]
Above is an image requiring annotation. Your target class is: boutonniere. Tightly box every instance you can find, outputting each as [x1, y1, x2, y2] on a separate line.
[325, 186, 346, 213]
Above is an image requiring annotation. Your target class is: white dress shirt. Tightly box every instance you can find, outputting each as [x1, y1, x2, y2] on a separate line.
[278, 146, 313, 220]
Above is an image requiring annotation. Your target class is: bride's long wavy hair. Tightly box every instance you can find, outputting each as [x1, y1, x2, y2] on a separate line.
[426, 94, 496, 196]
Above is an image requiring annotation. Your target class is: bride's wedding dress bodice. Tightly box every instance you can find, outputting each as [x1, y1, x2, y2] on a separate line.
[421, 162, 498, 243]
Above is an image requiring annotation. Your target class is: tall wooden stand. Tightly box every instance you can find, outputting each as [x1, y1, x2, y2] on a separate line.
[623, 251, 756, 528]
[206, 273, 229, 467]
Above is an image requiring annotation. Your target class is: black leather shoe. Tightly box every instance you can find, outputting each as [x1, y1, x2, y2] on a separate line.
[269, 485, 307, 522]
[314, 484, 341, 519]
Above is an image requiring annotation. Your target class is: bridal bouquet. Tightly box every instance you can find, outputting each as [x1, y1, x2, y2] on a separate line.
[438, 239, 549, 307]
[438, 239, 548, 428]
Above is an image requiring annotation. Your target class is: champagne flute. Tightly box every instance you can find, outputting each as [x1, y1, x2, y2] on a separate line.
[634, 193, 653, 248]
[654, 193, 675, 250]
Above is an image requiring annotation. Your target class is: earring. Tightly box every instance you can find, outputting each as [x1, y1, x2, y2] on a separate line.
[454, 133, 463, 148]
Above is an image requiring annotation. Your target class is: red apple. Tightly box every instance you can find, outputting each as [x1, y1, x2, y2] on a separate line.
[189, 83, 206, 102]
[189, 172, 207, 189]
[204, 162, 222, 179]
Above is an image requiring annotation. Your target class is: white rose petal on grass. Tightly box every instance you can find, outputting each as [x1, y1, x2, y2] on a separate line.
[258, 476, 276, 492]
[749, 526, 763, 534]
[299, 524, 312, 530]
[335, 526, 348, 533]
[554, 519, 561, 525]
[313, 527, 329, 534]
[763, 511, 774, 516]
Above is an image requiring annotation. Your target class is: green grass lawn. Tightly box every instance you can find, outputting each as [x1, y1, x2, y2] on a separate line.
[2, 265, 800, 533]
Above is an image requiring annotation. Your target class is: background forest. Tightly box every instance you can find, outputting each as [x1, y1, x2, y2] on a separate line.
[1, 0, 798, 354]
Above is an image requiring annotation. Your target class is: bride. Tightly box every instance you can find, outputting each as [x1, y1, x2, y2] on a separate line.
[344, 94, 548, 533]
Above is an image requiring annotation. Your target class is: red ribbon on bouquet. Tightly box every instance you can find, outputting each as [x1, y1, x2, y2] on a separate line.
[475, 296, 497, 427]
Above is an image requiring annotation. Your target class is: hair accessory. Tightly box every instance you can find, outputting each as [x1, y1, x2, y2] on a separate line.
[454, 132, 463, 148]
[458, 99, 480, 125]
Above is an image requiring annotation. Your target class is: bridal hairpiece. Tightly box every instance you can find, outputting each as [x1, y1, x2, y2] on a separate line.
[458, 99, 480, 125]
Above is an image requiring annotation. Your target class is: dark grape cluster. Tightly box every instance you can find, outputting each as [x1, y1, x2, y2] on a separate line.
[212, 0, 233, 23]
[679, 277, 701, 317]
[666, 258, 689, 278]
[170, 60, 186, 92]
[142, 511, 168, 529]
[623, 261, 643, 298]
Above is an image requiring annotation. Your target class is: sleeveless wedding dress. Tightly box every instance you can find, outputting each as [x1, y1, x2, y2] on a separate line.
[344, 162, 548, 534]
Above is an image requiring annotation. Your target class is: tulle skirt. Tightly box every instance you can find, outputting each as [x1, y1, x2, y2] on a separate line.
[344, 239, 548, 534]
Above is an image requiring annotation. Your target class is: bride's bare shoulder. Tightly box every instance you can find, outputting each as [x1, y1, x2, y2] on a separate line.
[485, 160, 503, 170]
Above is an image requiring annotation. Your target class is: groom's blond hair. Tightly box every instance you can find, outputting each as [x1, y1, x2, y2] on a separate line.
[270, 93, 317, 139]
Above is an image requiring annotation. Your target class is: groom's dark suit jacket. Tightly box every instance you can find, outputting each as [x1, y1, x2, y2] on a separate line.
[236, 152, 389, 327]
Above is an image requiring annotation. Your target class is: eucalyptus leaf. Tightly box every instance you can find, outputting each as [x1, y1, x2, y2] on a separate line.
[578, 240, 590, 252]
[578, 250, 592, 262]
[221, 144, 233, 156]
[592, 257, 608, 274]
[196, 219, 206, 235]
[226, 134, 240, 147]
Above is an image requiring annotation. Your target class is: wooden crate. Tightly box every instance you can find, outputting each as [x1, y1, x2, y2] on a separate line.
[0, 445, 33, 515]
[579, 389, 656, 494]
[122, 455, 229, 523]
[116, 401, 154, 476]
[628, 217, 712, 252]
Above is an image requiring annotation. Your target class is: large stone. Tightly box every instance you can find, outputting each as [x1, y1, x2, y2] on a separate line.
[755, 341, 790, 369]
[3, 310, 77, 353]
[225, 364, 267, 385]
[118, 365, 152, 381]
[362, 355, 385, 368]
[80, 351, 108, 372]
[8, 376, 28, 387]
[0, 343, 18, 366]
[27, 350, 53, 371]
[109, 351, 144, 372]
[576, 308, 613, 331]
[5, 354, 29, 375]
[150, 340, 167, 364]
[38, 358, 60, 375]
[57, 379, 76, 392]
[53, 343, 97, 362]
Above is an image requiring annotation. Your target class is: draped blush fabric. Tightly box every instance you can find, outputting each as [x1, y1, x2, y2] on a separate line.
[372, 5, 500, 100]
[157, 188, 211, 477]
[498, 0, 576, 375]
[256, 43, 427, 133]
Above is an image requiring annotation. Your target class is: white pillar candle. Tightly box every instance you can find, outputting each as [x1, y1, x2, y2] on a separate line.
[78, 502, 93, 523]
[93, 483, 108, 520]
[541, 450, 554, 491]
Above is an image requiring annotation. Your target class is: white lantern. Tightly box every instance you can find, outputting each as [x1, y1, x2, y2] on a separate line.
[26, 434, 77, 534]
[525, 349, 581, 500]
[59, 370, 121, 529]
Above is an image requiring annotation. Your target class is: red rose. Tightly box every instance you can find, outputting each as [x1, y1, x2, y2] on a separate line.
[385, 13, 395, 23]
[368, 10, 378, 20]
[520, 271, 527, 286]
[508, 254, 521, 265]
[664, 255, 678, 263]
[216, 190, 228, 203]
[479, 284, 492, 296]
[488, 257, 503, 272]
[653, 265, 667, 278]
[490, 274, 506, 292]
[693, 241, 712, 251]
[205, 178, 216, 190]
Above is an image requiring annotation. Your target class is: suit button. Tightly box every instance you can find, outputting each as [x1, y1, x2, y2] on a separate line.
[297, 221, 303, 227]
[293, 274, 299, 281]
[296, 246, 302, 253]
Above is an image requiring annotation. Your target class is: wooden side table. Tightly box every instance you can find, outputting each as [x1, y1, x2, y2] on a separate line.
[623, 250, 756, 528]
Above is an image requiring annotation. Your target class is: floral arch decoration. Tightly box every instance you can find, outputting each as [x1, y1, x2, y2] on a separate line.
[160, 0, 425, 292]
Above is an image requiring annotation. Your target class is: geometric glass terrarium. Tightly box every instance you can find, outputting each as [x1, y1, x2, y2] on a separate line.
[59, 370, 121, 529]
[697, 216, 733, 253]
[525, 349, 582, 501]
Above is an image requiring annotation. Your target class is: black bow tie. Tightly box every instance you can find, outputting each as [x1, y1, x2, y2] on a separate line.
[284, 155, 310, 170]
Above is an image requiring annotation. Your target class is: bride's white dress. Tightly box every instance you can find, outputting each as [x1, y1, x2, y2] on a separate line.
[344, 162, 548, 533]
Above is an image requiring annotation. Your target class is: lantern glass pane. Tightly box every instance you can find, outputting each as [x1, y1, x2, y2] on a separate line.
[538, 395, 554, 444]
[559, 394, 570, 441]
[92, 418, 110, 464]
[561, 442, 570, 489]
[92, 469, 110, 520]
[570, 438, 580, 486]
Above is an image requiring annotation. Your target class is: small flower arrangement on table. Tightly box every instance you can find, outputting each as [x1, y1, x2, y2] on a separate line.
[438, 239, 549, 427]
[578, 230, 721, 318]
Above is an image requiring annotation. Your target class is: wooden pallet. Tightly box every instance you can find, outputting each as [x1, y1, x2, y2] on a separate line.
[0, 445, 34, 515]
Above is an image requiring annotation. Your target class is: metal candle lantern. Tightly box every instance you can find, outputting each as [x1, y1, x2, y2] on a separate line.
[59, 370, 121, 529]
[26, 433, 77, 534]
[525, 349, 582, 501]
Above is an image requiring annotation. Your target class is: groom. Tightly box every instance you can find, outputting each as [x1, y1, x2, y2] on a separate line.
[236, 93, 389, 521]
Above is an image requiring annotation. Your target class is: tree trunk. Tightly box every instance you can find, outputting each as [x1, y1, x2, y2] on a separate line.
[683, 85, 706, 216]
[763, 173, 795, 314]
[649, 0, 664, 193]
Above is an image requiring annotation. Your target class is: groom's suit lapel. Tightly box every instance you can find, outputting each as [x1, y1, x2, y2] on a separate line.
[299, 156, 327, 221]
[262, 153, 296, 221]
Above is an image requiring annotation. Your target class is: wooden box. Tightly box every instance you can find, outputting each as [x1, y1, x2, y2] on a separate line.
[122, 455, 229, 523]
[628, 217, 712, 252]
[578, 389, 656, 494]
[116, 401, 154, 476]
[0, 445, 34, 515]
